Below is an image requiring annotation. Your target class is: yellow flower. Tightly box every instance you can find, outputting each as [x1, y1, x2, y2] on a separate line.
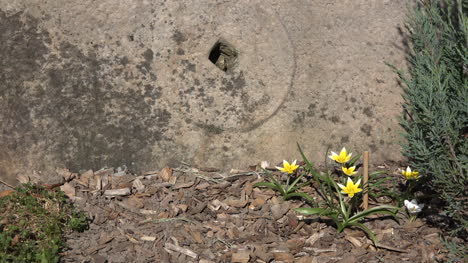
[276, 160, 299, 174]
[342, 166, 357, 176]
[401, 166, 420, 180]
[329, 147, 352, 164]
[337, 177, 362, 197]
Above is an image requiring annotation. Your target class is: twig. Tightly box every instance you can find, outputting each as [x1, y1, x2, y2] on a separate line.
[374, 243, 408, 253]
[0, 179, 15, 189]
[139, 217, 195, 225]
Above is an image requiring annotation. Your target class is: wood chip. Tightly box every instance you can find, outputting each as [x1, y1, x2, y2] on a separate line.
[132, 178, 145, 192]
[140, 236, 156, 241]
[306, 231, 325, 246]
[173, 180, 195, 190]
[96, 176, 102, 190]
[160, 167, 173, 182]
[273, 252, 294, 263]
[60, 183, 76, 198]
[164, 242, 198, 259]
[139, 209, 159, 215]
[79, 170, 94, 187]
[271, 202, 290, 220]
[345, 235, 362, 247]
[231, 250, 250, 263]
[104, 188, 131, 196]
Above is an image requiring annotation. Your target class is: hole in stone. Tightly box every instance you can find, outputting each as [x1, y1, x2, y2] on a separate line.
[208, 39, 238, 72]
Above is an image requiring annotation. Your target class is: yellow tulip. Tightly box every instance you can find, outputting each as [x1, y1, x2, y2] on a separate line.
[401, 166, 420, 180]
[276, 160, 299, 174]
[329, 147, 352, 164]
[338, 177, 362, 198]
[342, 166, 357, 176]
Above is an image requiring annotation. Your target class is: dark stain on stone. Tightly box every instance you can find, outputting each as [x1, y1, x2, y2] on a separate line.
[0, 10, 50, 161]
[330, 116, 340, 123]
[119, 56, 129, 66]
[176, 48, 185, 55]
[143, 48, 154, 61]
[220, 72, 246, 96]
[370, 143, 378, 152]
[307, 103, 316, 117]
[196, 123, 224, 135]
[360, 124, 372, 136]
[181, 59, 196, 73]
[172, 30, 187, 44]
[137, 48, 154, 74]
[363, 107, 374, 117]
[0, 11, 171, 174]
[340, 136, 349, 144]
[350, 97, 357, 103]
[144, 84, 162, 99]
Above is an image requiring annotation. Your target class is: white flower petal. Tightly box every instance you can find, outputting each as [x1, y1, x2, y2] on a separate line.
[337, 183, 345, 189]
[404, 200, 411, 207]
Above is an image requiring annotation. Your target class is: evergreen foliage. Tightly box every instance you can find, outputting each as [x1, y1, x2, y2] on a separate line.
[391, 0, 467, 236]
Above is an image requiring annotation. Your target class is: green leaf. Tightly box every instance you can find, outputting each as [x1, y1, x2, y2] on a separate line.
[289, 179, 312, 192]
[286, 174, 304, 193]
[284, 192, 315, 203]
[348, 222, 377, 245]
[348, 205, 399, 222]
[252, 182, 284, 194]
[294, 207, 333, 216]
[297, 143, 315, 172]
[369, 170, 387, 176]
[347, 154, 361, 166]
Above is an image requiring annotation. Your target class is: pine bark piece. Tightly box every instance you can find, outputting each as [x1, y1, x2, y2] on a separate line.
[273, 252, 294, 263]
[160, 167, 173, 182]
[164, 242, 198, 259]
[132, 178, 145, 192]
[60, 183, 76, 198]
[231, 250, 250, 263]
[104, 188, 131, 196]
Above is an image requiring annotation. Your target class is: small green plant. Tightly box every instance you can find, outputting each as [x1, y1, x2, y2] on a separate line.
[294, 144, 399, 245]
[253, 160, 314, 203]
[0, 183, 88, 262]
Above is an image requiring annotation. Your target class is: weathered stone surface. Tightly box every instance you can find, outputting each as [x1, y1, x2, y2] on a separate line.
[0, 0, 407, 185]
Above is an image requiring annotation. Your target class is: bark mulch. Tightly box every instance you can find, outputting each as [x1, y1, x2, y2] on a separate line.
[58, 165, 447, 263]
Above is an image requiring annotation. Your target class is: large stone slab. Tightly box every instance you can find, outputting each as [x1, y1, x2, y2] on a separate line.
[0, 0, 407, 185]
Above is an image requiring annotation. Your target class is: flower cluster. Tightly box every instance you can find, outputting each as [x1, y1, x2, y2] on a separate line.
[329, 147, 357, 176]
[329, 147, 361, 198]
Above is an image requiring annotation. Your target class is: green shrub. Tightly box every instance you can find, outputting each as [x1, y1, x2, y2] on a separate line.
[390, 0, 467, 236]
